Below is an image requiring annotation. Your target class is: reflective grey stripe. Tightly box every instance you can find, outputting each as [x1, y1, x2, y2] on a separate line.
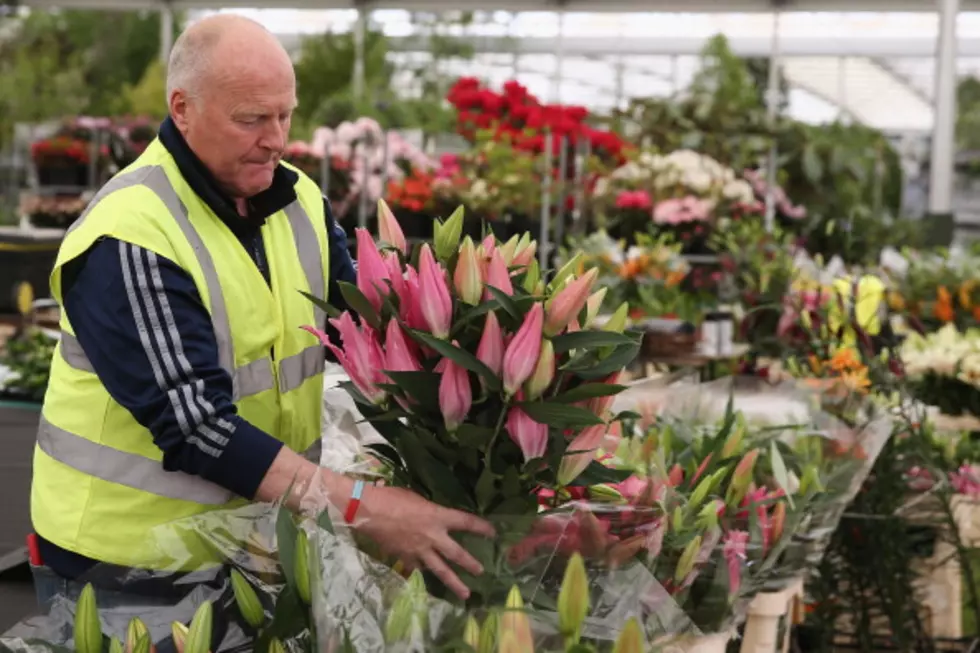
[279, 345, 325, 394]
[59, 333, 94, 373]
[283, 200, 326, 329]
[62, 166, 327, 401]
[36, 416, 236, 505]
[138, 167, 237, 396]
[236, 357, 275, 398]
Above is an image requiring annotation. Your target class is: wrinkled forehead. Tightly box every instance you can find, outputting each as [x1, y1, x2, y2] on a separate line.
[204, 51, 297, 109]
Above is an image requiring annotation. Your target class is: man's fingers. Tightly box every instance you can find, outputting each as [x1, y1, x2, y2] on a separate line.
[422, 551, 471, 601]
[444, 508, 496, 538]
[436, 535, 484, 577]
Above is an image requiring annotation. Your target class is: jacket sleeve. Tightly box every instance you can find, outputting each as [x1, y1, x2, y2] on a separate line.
[322, 197, 356, 359]
[60, 237, 283, 500]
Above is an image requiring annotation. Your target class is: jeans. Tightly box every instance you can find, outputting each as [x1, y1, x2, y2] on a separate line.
[30, 563, 174, 612]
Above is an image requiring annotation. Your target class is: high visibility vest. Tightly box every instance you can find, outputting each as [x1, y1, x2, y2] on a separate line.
[30, 139, 330, 571]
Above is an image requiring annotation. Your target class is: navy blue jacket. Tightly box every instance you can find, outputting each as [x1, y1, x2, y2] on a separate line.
[38, 118, 356, 577]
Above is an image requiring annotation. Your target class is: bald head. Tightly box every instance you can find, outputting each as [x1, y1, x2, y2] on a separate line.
[166, 14, 293, 105]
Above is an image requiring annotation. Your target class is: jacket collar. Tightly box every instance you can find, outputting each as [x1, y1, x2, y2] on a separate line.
[157, 117, 298, 236]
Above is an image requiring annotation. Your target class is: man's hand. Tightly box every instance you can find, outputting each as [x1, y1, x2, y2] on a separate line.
[354, 485, 495, 600]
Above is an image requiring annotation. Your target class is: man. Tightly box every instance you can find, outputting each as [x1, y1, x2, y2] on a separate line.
[29, 14, 492, 609]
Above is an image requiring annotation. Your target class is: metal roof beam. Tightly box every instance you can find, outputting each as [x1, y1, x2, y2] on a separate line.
[14, 0, 980, 12]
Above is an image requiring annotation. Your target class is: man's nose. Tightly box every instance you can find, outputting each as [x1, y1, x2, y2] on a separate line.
[259, 120, 286, 151]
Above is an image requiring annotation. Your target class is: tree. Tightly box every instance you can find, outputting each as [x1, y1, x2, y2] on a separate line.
[120, 58, 168, 120]
[956, 76, 980, 152]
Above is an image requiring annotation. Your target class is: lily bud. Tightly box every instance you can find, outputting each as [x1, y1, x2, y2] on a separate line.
[269, 639, 287, 653]
[384, 320, 421, 374]
[400, 265, 428, 330]
[479, 233, 497, 264]
[433, 205, 464, 261]
[601, 302, 629, 334]
[612, 618, 645, 653]
[476, 311, 505, 378]
[109, 638, 124, 653]
[733, 449, 759, 488]
[485, 249, 515, 298]
[506, 401, 549, 462]
[558, 424, 607, 486]
[558, 552, 589, 643]
[125, 618, 150, 653]
[438, 345, 472, 432]
[418, 244, 453, 339]
[170, 623, 188, 653]
[294, 528, 312, 605]
[355, 227, 391, 313]
[500, 586, 534, 653]
[383, 252, 406, 299]
[770, 501, 787, 545]
[454, 236, 483, 306]
[696, 499, 725, 530]
[721, 422, 746, 458]
[522, 258, 541, 294]
[498, 235, 520, 265]
[184, 601, 213, 653]
[668, 464, 684, 487]
[585, 371, 622, 418]
[377, 199, 408, 255]
[584, 288, 608, 327]
[672, 506, 684, 532]
[551, 252, 582, 290]
[524, 340, 555, 400]
[800, 465, 823, 495]
[674, 535, 702, 582]
[513, 239, 537, 270]
[502, 303, 544, 395]
[230, 569, 264, 629]
[74, 583, 102, 653]
[545, 268, 599, 336]
[463, 616, 481, 650]
[588, 484, 626, 503]
[689, 474, 715, 511]
[479, 611, 498, 653]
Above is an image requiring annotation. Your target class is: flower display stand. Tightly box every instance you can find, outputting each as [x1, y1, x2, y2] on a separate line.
[739, 577, 805, 653]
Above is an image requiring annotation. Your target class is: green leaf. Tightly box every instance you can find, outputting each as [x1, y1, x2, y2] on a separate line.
[456, 423, 495, 449]
[518, 402, 605, 428]
[802, 144, 824, 183]
[550, 330, 634, 354]
[563, 342, 640, 379]
[485, 285, 521, 321]
[400, 430, 476, 510]
[337, 281, 381, 328]
[299, 290, 342, 319]
[573, 460, 633, 487]
[475, 467, 496, 512]
[384, 370, 441, 409]
[275, 505, 299, 594]
[409, 329, 501, 391]
[549, 383, 627, 404]
[769, 440, 795, 509]
[434, 205, 465, 261]
[501, 466, 523, 497]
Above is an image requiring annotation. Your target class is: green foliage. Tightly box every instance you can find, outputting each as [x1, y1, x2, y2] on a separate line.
[957, 76, 980, 152]
[120, 58, 168, 121]
[0, 328, 56, 401]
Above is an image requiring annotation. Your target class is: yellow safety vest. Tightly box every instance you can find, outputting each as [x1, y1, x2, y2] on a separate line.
[31, 139, 330, 571]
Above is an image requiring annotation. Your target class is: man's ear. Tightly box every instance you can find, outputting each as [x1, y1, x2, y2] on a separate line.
[169, 90, 191, 132]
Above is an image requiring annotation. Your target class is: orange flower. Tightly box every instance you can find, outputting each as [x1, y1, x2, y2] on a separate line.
[829, 347, 863, 373]
[935, 286, 955, 323]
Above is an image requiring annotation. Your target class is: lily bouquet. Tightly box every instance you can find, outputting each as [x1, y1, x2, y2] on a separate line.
[302, 201, 642, 604]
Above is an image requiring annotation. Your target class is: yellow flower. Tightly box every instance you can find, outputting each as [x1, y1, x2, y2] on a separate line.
[959, 280, 976, 310]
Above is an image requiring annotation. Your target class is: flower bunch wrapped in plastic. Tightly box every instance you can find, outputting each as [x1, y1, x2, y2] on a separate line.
[301, 200, 643, 603]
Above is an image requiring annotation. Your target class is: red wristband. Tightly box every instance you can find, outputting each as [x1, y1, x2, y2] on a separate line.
[344, 480, 366, 524]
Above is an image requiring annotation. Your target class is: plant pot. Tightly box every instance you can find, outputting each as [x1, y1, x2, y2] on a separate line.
[37, 164, 88, 187]
[641, 329, 699, 358]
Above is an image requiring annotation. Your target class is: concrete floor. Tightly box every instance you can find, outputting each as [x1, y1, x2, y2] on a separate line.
[0, 563, 38, 635]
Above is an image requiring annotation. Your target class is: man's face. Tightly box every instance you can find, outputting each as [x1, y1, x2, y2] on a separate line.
[171, 58, 297, 200]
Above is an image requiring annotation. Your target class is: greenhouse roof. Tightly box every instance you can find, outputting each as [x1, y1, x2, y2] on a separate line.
[264, 9, 980, 133]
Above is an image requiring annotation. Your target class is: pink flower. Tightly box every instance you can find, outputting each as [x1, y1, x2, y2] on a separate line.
[652, 196, 713, 225]
[502, 303, 544, 396]
[400, 265, 428, 331]
[309, 313, 386, 404]
[558, 424, 608, 486]
[377, 199, 408, 255]
[906, 465, 935, 491]
[476, 311, 505, 378]
[950, 464, 980, 497]
[545, 268, 598, 336]
[723, 530, 749, 597]
[484, 249, 514, 299]
[383, 252, 406, 300]
[437, 345, 472, 432]
[417, 244, 453, 339]
[383, 320, 420, 374]
[355, 228, 390, 313]
[614, 190, 652, 210]
[506, 401, 549, 463]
